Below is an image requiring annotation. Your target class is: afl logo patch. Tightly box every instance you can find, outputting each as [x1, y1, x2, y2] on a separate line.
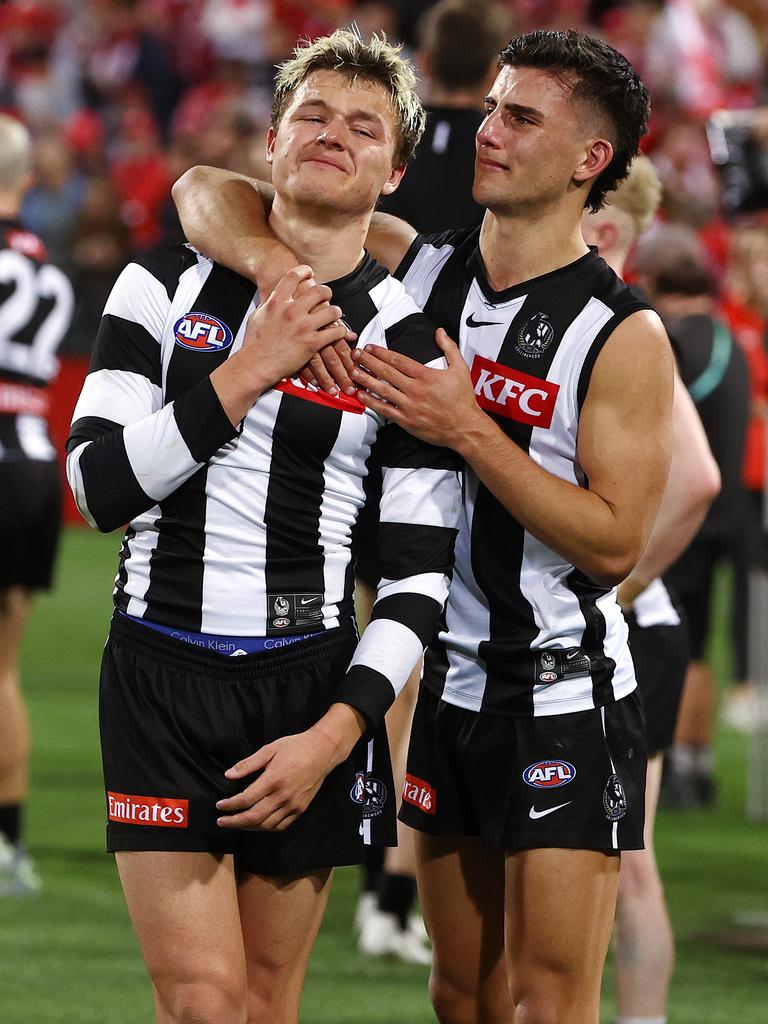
[517, 312, 554, 358]
[174, 313, 233, 352]
[523, 760, 576, 789]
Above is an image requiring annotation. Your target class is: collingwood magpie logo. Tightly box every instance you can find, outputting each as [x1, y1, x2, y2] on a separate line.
[517, 313, 555, 358]
[603, 774, 628, 821]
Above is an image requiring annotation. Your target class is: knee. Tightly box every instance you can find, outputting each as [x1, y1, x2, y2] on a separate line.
[155, 976, 247, 1024]
[430, 972, 508, 1024]
[617, 849, 659, 905]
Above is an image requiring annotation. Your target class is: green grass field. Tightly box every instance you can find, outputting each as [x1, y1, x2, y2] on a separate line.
[0, 528, 766, 1022]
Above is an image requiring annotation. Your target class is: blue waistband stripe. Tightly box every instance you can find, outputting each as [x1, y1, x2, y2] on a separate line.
[120, 613, 321, 656]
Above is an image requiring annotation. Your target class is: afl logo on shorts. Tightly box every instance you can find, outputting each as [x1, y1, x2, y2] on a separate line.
[523, 760, 576, 789]
[174, 313, 233, 352]
[350, 771, 388, 818]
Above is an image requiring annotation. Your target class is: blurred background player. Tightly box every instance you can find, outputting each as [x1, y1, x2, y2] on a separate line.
[0, 113, 74, 896]
[634, 226, 750, 810]
[582, 155, 720, 1024]
[377, 0, 511, 233]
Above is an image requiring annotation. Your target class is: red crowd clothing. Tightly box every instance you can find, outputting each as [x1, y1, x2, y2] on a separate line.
[719, 294, 768, 491]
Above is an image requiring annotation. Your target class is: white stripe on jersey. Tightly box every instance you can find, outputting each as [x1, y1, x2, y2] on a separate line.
[394, 242, 454, 311]
[123, 513, 163, 617]
[380, 466, 461, 526]
[104, 261, 171, 337]
[71, 369, 162, 427]
[632, 578, 681, 628]
[348, 617, 424, 688]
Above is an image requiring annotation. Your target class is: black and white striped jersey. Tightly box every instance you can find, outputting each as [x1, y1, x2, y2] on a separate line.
[0, 219, 74, 462]
[396, 226, 650, 718]
[66, 246, 460, 730]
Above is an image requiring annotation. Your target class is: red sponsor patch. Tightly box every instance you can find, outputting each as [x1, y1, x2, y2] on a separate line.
[402, 773, 437, 815]
[276, 376, 365, 414]
[107, 791, 189, 828]
[470, 355, 559, 428]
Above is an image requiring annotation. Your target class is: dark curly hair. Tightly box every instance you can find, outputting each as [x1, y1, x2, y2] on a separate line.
[498, 30, 650, 212]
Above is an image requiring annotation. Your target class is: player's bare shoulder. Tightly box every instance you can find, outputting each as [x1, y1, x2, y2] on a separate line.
[588, 307, 674, 400]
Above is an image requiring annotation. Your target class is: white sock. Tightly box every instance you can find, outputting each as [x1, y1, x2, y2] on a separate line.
[616, 1017, 667, 1024]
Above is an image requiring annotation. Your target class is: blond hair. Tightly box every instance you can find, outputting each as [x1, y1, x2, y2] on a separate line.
[607, 154, 662, 238]
[272, 29, 426, 166]
[0, 114, 32, 191]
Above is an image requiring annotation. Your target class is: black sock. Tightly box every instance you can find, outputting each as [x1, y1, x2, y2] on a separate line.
[361, 844, 385, 894]
[377, 872, 416, 930]
[0, 803, 22, 846]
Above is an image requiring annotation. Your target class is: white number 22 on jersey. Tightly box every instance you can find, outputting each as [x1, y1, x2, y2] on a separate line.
[0, 248, 74, 383]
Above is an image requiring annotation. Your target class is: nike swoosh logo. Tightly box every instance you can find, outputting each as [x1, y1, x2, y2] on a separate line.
[300, 597, 320, 605]
[566, 651, 581, 660]
[466, 313, 502, 328]
[529, 802, 572, 819]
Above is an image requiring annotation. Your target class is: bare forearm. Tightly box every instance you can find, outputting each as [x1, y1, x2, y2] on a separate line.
[456, 414, 647, 587]
[173, 167, 288, 284]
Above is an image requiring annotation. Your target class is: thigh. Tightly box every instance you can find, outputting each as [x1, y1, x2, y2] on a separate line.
[116, 850, 247, 1021]
[505, 847, 619, 1022]
[417, 832, 512, 1023]
[238, 868, 333, 1024]
[0, 586, 32, 676]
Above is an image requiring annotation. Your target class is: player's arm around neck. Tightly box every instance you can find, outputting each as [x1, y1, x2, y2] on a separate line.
[457, 310, 675, 588]
[173, 167, 292, 291]
[173, 166, 418, 283]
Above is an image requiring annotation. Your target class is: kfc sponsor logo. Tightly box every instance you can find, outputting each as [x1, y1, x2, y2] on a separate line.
[276, 376, 365, 414]
[402, 773, 436, 815]
[470, 355, 559, 428]
[107, 791, 189, 828]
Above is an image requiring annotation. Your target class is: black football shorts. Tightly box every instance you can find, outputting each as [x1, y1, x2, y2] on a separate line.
[0, 457, 61, 590]
[100, 613, 396, 876]
[626, 614, 689, 755]
[400, 686, 646, 852]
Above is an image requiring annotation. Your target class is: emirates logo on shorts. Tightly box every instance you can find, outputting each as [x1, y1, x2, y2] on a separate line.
[402, 773, 436, 815]
[107, 792, 189, 828]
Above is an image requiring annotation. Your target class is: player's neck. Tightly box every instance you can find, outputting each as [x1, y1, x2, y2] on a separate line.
[269, 195, 367, 284]
[478, 207, 589, 291]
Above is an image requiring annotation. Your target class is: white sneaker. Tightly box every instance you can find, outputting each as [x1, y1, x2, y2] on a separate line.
[408, 912, 430, 944]
[354, 891, 378, 932]
[358, 907, 432, 965]
[0, 835, 41, 897]
[721, 686, 768, 734]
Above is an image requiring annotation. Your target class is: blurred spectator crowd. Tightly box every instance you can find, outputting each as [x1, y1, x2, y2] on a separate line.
[2, 0, 768, 441]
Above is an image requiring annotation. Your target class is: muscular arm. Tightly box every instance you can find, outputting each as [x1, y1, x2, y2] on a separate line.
[350, 311, 674, 589]
[459, 312, 674, 587]
[173, 166, 417, 283]
[618, 370, 720, 605]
